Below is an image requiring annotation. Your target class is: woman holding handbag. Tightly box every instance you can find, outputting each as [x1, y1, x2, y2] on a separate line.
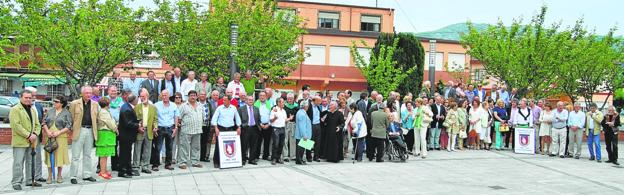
[539, 103, 554, 155]
[457, 100, 468, 150]
[42, 96, 72, 184]
[414, 98, 433, 158]
[493, 100, 508, 150]
[468, 99, 483, 150]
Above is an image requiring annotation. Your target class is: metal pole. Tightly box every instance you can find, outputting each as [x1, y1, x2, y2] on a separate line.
[229, 23, 239, 78]
[428, 40, 436, 97]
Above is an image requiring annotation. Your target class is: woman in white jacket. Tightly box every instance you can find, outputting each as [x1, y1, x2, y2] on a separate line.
[468, 99, 484, 150]
[346, 103, 367, 162]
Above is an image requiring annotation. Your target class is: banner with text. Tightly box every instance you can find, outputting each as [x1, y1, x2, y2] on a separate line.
[218, 131, 243, 169]
[514, 127, 535, 154]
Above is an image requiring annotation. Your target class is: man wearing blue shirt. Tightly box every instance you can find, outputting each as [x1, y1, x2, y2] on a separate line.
[151, 90, 178, 171]
[123, 70, 143, 96]
[211, 96, 242, 168]
[307, 96, 322, 162]
[254, 91, 273, 160]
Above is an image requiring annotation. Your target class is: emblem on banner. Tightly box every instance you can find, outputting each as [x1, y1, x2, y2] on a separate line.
[520, 134, 529, 146]
[224, 140, 236, 158]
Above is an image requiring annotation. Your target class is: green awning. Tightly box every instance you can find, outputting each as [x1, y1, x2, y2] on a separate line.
[20, 74, 66, 86]
[0, 73, 24, 79]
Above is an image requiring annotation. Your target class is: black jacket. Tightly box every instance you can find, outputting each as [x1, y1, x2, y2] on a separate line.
[118, 103, 139, 141]
[238, 104, 261, 128]
[430, 103, 447, 128]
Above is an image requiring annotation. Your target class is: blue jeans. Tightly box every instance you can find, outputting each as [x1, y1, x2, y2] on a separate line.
[587, 129, 601, 160]
[429, 128, 441, 148]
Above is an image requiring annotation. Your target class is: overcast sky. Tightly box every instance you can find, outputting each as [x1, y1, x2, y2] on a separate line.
[129, 0, 623, 35]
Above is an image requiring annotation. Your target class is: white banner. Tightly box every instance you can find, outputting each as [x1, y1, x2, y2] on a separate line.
[514, 127, 536, 154]
[218, 131, 243, 169]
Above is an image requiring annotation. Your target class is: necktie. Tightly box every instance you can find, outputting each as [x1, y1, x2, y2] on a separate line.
[249, 106, 255, 126]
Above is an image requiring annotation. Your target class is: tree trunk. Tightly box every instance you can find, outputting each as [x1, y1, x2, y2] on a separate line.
[601, 91, 612, 110]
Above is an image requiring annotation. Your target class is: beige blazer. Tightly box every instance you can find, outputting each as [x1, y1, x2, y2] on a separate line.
[69, 98, 99, 141]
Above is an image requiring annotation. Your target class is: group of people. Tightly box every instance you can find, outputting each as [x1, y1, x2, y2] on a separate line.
[8, 69, 622, 191]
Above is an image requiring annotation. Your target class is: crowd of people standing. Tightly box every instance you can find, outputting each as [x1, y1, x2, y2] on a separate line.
[8, 68, 622, 191]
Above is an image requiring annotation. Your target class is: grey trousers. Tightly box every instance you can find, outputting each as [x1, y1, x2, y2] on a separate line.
[172, 128, 180, 162]
[70, 128, 94, 179]
[568, 128, 584, 157]
[283, 122, 296, 159]
[12, 146, 38, 185]
[26, 139, 43, 182]
[178, 132, 201, 166]
[133, 135, 152, 170]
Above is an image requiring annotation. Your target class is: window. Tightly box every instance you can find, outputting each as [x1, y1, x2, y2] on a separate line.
[47, 84, 65, 97]
[318, 12, 340, 29]
[0, 79, 13, 96]
[329, 46, 350, 66]
[360, 15, 381, 32]
[0, 98, 10, 106]
[424, 52, 444, 71]
[275, 8, 296, 22]
[304, 45, 326, 65]
[472, 69, 487, 82]
[448, 53, 466, 70]
[356, 47, 371, 65]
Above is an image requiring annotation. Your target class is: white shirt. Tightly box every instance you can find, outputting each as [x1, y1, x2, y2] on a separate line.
[227, 80, 245, 99]
[174, 76, 183, 93]
[513, 107, 533, 127]
[567, 110, 586, 128]
[180, 79, 198, 101]
[270, 107, 287, 128]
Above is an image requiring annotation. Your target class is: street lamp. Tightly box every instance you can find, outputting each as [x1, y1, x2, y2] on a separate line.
[428, 40, 436, 97]
[230, 23, 239, 78]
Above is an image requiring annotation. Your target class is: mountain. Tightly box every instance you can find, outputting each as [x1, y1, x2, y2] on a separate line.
[413, 23, 491, 42]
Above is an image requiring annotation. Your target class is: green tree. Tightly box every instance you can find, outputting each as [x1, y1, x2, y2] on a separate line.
[147, 0, 305, 83]
[0, 1, 21, 67]
[13, 0, 144, 97]
[372, 33, 425, 96]
[461, 6, 564, 98]
[351, 38, 415, 96]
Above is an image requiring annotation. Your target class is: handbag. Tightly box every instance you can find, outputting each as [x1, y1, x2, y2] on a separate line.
[500, 123, 510, 132]
[459, 130, 467, 138]
[44, 137, 58, 153]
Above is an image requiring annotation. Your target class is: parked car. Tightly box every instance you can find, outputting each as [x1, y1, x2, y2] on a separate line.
[0, 96, 19, 123]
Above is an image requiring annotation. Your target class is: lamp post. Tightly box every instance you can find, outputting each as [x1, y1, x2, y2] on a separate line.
[428, 40, 436, 97]
[229, 23, 239, 78]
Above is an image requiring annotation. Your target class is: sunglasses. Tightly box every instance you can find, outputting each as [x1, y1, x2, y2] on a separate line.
[175, 96, 182, 99]
[53, 100, 61, 103]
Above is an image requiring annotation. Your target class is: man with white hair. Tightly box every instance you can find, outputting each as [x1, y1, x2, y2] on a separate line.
[443, 81, 457, 100]
[108, 69, 124, 93]
[227, 73, 245, 100]
[550, 101, 569, 158]
[283, 93, 299, 162]
[180, 71, 197, 101]
[123, 70, 143, 96]
[567, 103, 585, 159]
[68, 86, 99, 184]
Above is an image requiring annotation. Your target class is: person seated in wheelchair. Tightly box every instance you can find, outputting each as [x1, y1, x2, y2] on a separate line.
[387, 115, 407, 150]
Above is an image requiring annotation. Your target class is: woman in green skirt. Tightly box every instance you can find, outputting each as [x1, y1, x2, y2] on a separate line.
[96, 97, 118, 180]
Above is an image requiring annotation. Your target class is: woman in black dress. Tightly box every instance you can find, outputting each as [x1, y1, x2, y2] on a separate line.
[321, 101, 345, 162]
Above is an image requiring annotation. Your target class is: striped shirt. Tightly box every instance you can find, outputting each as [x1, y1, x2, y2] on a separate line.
[179, 102, 204, 135]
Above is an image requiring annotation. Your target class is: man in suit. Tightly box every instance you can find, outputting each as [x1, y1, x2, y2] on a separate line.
[9, 90, 42, 190]
[239, 96, 261, 165]
[118, 94, 140, 178]
[133, 89, 158, 175]
[443, 81, 457, 100]
[429, 95, 446, 150]
[160, 71, 177, 102]
[198, 91, 213, 162]
[141, 70, 160, 103]
[476, 84, 487, 103]
[23, 87, 45, 183]
[195, 72, 212, 97]
[356, 92, 368, 120]
[366, 94, 383, 160]
[173, 67, 187, 93]
[68, 86, 99, 184]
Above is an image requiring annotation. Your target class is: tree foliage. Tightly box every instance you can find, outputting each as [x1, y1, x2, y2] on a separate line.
[461, 5, 623, 105]
[351, 38, 415, 96]
[372, 33, 425, 96]
[12, 0, 144, 97]
[146, 0, 305, 83]
[0, 1, 21, 67]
